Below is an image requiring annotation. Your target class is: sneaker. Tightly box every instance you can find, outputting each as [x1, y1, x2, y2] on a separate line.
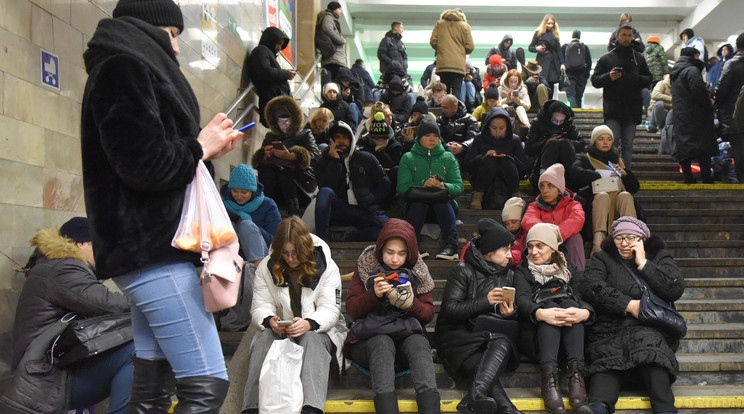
[419, 251, 429, 259]
[436, 245, 459, 260]
[577, 403, 609, 414]
[645, 123, 658, 133]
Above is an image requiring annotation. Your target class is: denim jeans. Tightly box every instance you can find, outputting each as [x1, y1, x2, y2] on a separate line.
[69, 341, 135, 414]
[459, 81, 476, 104]
[235, 220, 270, 262]
[314, 187, 388, 241]
[406, 201, 458, 246]
[114, 262, 228, 379]
[605, 118, 638, 167]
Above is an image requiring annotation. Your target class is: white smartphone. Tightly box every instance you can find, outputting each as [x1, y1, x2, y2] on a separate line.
[277, 320, 293, 327]
[501, 287, 516, 302]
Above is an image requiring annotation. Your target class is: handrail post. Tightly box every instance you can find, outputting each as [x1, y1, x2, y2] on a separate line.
[225, 85, 254, 117]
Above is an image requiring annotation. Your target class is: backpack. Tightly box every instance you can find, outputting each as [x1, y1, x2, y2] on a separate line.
[315, 23, 336, 60]
[565, 42, 586, 71]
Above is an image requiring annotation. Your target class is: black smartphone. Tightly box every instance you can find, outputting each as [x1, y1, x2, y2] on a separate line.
[612, 66, 623, 72]
[271, 141, 284, 150]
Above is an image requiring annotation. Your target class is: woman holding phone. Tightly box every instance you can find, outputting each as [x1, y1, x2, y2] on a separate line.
[435, 219, 522, 414]
[242, 217, 347, 414]
[514, 223, 592, 414]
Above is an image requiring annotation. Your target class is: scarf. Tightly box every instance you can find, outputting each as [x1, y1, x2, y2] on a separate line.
[223, 193, 265, 221]
[528, 252, 570, 285]
[356, 245, 434, 295]
[587, 146, 621, 165]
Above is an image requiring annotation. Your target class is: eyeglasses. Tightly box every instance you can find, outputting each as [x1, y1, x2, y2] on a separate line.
[613, 235, 642, 244]
[281, 251, 298, 259]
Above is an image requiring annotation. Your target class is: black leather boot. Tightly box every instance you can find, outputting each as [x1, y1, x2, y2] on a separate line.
[489, 381, 523, 414]
[287, 197, 302, 216]
[541, 363, 566, 414]
[173, 376, 229, 413]
[416, 389, 441, 414]
[373, 392, 400, 414]
[464, 337, 512, 414]
[129, 357, 176, 413]
[567, 359, 587, 407]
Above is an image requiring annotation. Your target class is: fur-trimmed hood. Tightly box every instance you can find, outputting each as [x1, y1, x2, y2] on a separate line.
[440, 9, 466, 22]
[28, 229, 88, 267]
[264, 95, 304, 137]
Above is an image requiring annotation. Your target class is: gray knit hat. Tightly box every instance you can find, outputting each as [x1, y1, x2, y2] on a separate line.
[114, 0, 184, 32]
[611, 216, 651, 239]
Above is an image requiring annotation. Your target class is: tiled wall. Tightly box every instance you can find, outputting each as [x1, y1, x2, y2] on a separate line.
[0, 0, 319, 387]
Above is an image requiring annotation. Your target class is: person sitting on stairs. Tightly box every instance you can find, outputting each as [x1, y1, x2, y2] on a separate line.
[502, 196, 527, 269]
[567, 125, 640, 256]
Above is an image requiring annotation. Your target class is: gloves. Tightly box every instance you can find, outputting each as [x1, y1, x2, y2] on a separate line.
[386, 282, 414, 311]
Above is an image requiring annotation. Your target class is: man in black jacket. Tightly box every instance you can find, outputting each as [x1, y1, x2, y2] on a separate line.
[377, 21, 408, 74]
[715, 33, 744, 181]
[437, 94, 479, 164]
[592, 23, 652, 167]
[563, 30, 592, 109]
[314, 121, 391, 242]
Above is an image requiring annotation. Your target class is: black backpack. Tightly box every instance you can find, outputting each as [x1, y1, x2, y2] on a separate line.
[315, 24, 336, 60]
[565, 42, 586, 71]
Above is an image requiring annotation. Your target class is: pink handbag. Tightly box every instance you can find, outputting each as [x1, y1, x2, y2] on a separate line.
[201, 238, 244, 312]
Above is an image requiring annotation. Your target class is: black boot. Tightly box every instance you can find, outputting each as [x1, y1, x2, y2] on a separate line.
[173, 376, 229, 413]
[129, 357, 175, 413]
[373, 392, 400, 414]
[567, 359, 587, 407]
[416, 389, 441, 414]
[287, 197, 302, 216]
[541, 363, 566, 414]
[680, 160, 696, 184]
[489, 381, 523, 414]
[463, 337, 512, 414]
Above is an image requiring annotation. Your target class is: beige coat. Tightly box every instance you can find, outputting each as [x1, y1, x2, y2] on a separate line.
[648, 76, 672, 116]
[430, 9, 474, 76]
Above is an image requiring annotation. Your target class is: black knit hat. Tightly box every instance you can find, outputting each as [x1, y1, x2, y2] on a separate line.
[113, 0, 184, 33]
[327, 1, 342, 11]
[478, 218, 515, 254]
[368, 112, 393, 140]
[416, 117, 440, 142]
[681, 47, 700, 58]
[59, 217, 92, 244]
[411, 98, 428, 116]
[485, 84, 499, 100]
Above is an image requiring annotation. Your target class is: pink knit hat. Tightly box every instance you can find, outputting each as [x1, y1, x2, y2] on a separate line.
[539, 163, 566, 194]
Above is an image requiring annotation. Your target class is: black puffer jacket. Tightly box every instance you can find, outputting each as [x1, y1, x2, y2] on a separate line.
[381, 75, 412, 125]
[581, 236, 684, 379]
[671, 56, 718, 160]
[525, 100, 585, 158]
[466, 107, 529, 177]
[591, 43, 652, 123]
[7, 229, 130, 413]
[435, 239, 519, 384]
[715, 50, 744, 131]
[377, 30, 408, 74]
[81, 17, 204, 278]
[437, 100, 479, 147]
[485, 34, 518, 70]
[242, 27, 292, 127]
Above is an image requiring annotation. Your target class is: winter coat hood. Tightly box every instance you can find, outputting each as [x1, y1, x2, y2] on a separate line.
[258, 26, 289, 51]
[670, 55, 705, 80]
[385, 30, 402, 42]
[440, 9, 467, 22]
[500, 34, 514, 50]
[265, 95, 304, 136]
[382, 61, 407, 80]
[28, 229, 88, 267]
[335, 66, 360, 87]
[536, 99, 575, 125]
[374, 218, 419, 268]
[717, 43, 734, 60]
[479, 106, 514, 139]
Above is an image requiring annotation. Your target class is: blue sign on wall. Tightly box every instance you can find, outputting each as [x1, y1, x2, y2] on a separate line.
[41, 49, 59, 90]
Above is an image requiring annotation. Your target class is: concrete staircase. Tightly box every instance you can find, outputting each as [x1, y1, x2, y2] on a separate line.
[219, 110, 744, 413]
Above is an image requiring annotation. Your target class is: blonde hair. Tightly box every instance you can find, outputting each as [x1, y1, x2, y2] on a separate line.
[619, 13, 632, 25]
[269, 217, 317, 286]
[309, 108, 333, 131]
[537, 14, 560, 41]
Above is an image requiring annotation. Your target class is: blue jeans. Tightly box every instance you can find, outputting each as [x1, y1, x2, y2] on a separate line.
[458, 81, 476, 104]
[405, 201, 458, 246]
[69, 341, 135, 414]
[314, 187, 388, 241]
[605, 118, 638, 167]
[350, 102, 362, 125]
[235, 220, 269, 262]
[114, 262, 228, 379]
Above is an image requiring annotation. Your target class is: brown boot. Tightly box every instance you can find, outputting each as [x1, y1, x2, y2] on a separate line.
[541, 364, 565, 414]
[470, 191, 484, 210]
[567, 359, 587, 407]
[591, 231, 605, 256]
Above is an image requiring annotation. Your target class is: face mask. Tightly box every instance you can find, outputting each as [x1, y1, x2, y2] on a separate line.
[278, 116, 291, 133]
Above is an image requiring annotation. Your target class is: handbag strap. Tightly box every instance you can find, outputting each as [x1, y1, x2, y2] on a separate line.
[195, 161, 210, 264]
[621, 261, 649, 294]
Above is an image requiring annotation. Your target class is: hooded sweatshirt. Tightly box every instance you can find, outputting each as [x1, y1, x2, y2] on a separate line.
[466, 107, 529, 177]
[485, 34, 518, 70]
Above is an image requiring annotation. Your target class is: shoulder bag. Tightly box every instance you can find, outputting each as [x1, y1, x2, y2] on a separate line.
[404, 185, 449, 204]
[52, 312, 133, 368]
[621, 262, 687, 339]
[533, 279, 572, 304]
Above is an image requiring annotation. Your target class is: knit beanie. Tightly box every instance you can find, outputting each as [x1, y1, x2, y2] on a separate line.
[485, 84, 499, 100]
[228, 164, 258, 192]
[591, 125, 614, 146]
[327, 1, 341, 11]
[501, 197, 526, 222]
[368, 112, 393, 140]
[113, 0, 184, 32]
[647, 36, 660, 44]
[478, 218, 515, 254]
[59, 217, 92, 244]
[539, 163, 566, 194]
[681, 47, 699, 58]
[489, 54, 503, 67]
[411, 98, 428, 116]
[323, 82, 340, 97]
[416, 117, 440, 141]
[526, 223, 562, 252]
[611, 216, 651, 239]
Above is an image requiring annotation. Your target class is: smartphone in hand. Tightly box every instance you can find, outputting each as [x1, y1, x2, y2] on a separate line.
[502, 286, 516, 302]
[277, 320, 293, 327]
[272, 141, 284, 150]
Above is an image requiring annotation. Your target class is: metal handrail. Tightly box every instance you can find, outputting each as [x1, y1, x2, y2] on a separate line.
[225, 84, 254, 117]
[292, 54, 323, 101]
[234, 103, 256, 126]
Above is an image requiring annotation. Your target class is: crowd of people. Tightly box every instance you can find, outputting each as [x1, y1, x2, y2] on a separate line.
[6, 1, 742, 413]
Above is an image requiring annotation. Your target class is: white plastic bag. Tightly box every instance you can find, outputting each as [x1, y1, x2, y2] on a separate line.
[172, 160, 236, 252]
[259, 338, 304, 414]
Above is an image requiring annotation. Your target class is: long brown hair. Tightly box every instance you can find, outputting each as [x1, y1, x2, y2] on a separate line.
[503, 69, 523, 88]
[269, 217, 317, 286]
[537, 13, 560, 41]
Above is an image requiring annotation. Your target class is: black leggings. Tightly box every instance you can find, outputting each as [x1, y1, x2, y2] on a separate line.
[587, 365, 676, 413]
[540, 138, 576, 170]
[471, 156, 521, 194]
[537, 298, 584, 366]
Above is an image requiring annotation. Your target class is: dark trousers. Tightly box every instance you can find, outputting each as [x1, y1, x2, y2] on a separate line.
[406, 201, 458, 246]
[69, 341, 135, 414]
[258, 165, 299, 207]
[565, 72, 588, 108]
[536, 298, 584, 366]
[350, 333, 438, 396]
[323, 63, 343, 85]
[606, 118, 638, 167]
[540, 138, 577, 170]
[315, 187, 388, 241]
[680, 157, 713, 183]
[438, 72, 464, 100]
[471, 156, 520, 195]
[649, 101, 668, 128]
[587, 365, 676, 413]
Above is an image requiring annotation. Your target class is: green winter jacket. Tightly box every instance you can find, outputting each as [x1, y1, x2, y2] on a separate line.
[397, 140, 464, 208]
[645, 42, 668, 83]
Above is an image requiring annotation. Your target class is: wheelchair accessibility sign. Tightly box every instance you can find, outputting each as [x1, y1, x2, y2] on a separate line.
[41, 49, 59, 90]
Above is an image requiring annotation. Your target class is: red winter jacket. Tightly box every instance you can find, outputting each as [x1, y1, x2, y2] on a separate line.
[522, 193, 585, 241]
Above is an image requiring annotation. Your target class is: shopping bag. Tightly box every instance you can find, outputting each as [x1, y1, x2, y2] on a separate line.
[258, 338, 304, 414]
[172, 160, 236, 252]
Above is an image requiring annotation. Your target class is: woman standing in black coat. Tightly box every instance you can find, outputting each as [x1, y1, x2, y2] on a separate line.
[435, 219, 522, 414]
[529, 14, 565, 97]
[671, 47, 718, 183]
[578, 217, 684, 414]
